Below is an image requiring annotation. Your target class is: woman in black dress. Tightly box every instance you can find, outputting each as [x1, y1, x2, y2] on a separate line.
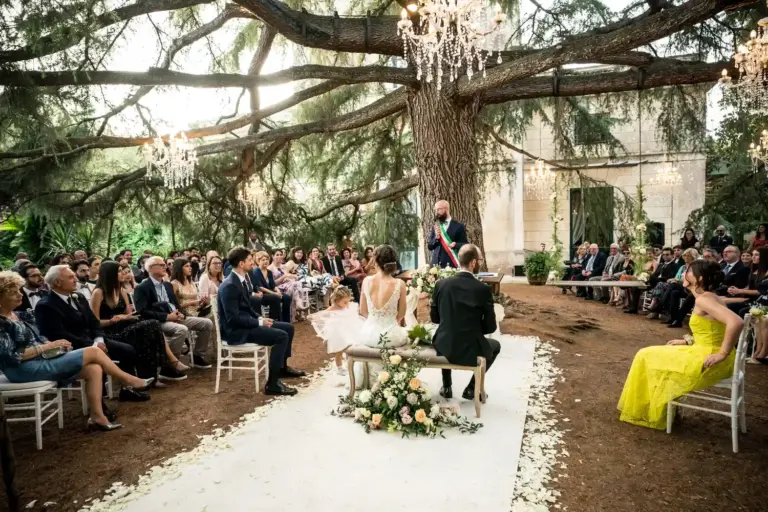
[90, 261, 188, 382]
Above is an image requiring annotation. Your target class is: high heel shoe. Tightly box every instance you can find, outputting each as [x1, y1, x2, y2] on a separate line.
[125, 377, 155, 393]
[87, 418, 123, 431]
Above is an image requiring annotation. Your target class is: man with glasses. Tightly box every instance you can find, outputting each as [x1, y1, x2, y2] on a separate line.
[719, 246, 750, 295]
[709, 226, 733, 255]
[588, 243, 623, 303]
[15, 263, 47, 311]
[134, 256, 213, 370]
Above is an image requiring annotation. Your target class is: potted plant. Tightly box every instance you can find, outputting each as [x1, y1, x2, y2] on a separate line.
[524, 252, 551, 286]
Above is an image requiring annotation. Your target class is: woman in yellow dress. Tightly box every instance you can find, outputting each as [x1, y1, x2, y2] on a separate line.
[618, 259, 744, 430]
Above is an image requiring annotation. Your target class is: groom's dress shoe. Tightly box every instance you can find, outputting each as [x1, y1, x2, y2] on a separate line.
[439, 387, 453, 399]
[280, 366, 306, 378]
[462, 388, 488, 402]
[265, 380, 298, 396]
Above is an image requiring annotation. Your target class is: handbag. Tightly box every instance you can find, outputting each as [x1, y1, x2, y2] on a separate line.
[41, 346, 68, 359]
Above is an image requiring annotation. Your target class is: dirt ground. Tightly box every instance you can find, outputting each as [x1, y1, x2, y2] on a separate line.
[3, 285, 767, 511]
[503, 284, 768, 512]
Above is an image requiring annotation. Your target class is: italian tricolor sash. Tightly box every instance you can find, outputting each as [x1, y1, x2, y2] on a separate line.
[438, 222, 460, 268]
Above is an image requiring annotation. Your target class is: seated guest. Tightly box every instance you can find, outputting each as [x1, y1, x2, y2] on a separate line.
[720, 245, 751, 294]
[672, 245, 684, 267]
[218, 247, 305, 396]
[247, 232, 265, 251]
[747, 223, 768, 252]
[134, 256, 213, 369]
[119, 261, 137, 303]
[15, 264, 47, 312]
[252, 251, 292, 323]
[610, 247, 635, 307]
[164, 258, 174, 280]
[618, 260, 742, 430]
[710, 225, 733, 255]
[91, 261, 187, 382]
[342, 248, 366, 283]
[72, 260, 95, 302]
[268, 250, 309, 322]
[654, 248, 698, 322]
[170, 258, 211, 319]
[573, 244, 605, 299]
[702, 247, 719, 263]
[348, 250, 367, 286]
[322, 243, 361, 303]
[741, 250, 753, 267]
[87, 257, 102, 284]
[297, 247, 335, 304]
[308, 247, 326, 274]
[11, 255, 30, 273]
[680, 228, 700, 250]
[189, 255, 203, 283]
[589, 243, 622, 303]
[135, 255, 150, 284]
[724, 248, 768, 315]
[0, 271, 153, 431]
[361, 246, 377, 276]
[51, 254, 72, 266]
[199, 255, 224, 297]
[34, 265, 149, 402]
[625, 247, 677, 315]
[73, 250, 88, 261]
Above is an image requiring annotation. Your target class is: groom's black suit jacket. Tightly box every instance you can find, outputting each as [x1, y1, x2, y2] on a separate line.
[430, 272, 496, 367]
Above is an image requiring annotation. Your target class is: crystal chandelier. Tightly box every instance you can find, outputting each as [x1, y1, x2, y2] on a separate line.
[525, 159, 555, 200]
[649, 161, 682, 187]
[142, 132, 197, 189]
[238, 175, 270, 216]
[748, 129, 768, 171]
[397, 1, 506, 90]
[719, 16, 768, 111]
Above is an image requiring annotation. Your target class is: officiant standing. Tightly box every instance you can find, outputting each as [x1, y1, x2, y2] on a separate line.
[427, 200, 468, 268]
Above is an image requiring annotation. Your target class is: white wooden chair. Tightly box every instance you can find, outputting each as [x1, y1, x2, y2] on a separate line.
[666, 314, 751, 453]
[65, 371, 117, 415]
[211, 301, 270, 393]
[0, 375, 63, 450]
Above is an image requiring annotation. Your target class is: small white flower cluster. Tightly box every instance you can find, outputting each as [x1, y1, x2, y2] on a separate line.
[512, 341, 566, 511]
[409, 265, 457, 295]
[636, 272, 650, 283]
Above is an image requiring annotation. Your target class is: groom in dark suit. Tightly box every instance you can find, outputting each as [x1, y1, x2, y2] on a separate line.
[431, 244, 501, 401]
[427, 200, 468, 268]
[217, 247, 305, 396]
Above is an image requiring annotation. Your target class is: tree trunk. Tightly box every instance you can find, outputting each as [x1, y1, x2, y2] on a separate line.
[407, 82, 484, 264]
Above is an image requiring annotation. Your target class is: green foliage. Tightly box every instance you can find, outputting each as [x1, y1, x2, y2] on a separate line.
[523, 252, 552, 279]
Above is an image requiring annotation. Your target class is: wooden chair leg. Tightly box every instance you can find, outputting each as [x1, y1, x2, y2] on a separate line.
[34, 394, 42, 451]
[215, 353, 222, 394]
[473, 358, 483, 419]
[56, 390, 63, 429]
[362, 362, 370, 390]
[347, 358, 356, 398]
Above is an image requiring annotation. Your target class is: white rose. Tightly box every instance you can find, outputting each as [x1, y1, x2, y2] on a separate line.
[389, 354, 402, 365]
[430, 405, 441, 417]
[383, 389, 392, 398]
[361, 409, 371, 419]
[358, 390, 372, 404]
[386, 396, 399, 409]
[417, 278, 424, 287]
[371, 382, 381, 392]
[354, 408, 363, 421]
[406, 393, 419, 405]
[423, 388, 432, 399]
[429, 267, 439, 275]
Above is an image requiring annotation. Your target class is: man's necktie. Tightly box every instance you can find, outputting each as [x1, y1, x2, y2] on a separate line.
[245, 275, 253, 294]
[67, 296, 76, 309]
[725, 264, 732, 275]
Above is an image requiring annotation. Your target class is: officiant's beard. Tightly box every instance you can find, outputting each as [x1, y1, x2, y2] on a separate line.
[436, 213, 448, 222]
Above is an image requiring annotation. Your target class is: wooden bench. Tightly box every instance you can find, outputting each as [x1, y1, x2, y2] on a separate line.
[548, 280, 647, 290]
[345, 345, 487, 418]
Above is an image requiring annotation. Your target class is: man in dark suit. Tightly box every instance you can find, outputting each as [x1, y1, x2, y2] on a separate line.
[321, 243, 360, 302]
[710, 226, 733, 255]
[431, 244, 500, 401]
[427, 200, 468, 268]
[14, 263, 48, 312]
[133, 256, 213, 369]
[35, 265, 148, 403]
[217, 247, 305, 396]
[719, 245, 750, 293]
[573, 244, 606, 298]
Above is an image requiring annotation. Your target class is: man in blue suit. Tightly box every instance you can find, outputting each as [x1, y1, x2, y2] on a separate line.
[217, 247, 305, 396]
[427, 200, 468, 268]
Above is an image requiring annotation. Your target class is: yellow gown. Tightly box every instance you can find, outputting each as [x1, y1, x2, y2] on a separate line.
[617, 314, 735, 430]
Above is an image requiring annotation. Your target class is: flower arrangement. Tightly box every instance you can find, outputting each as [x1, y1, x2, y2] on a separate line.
[635, 272, 650, 283]
[749, 306, 768, 318]
[407, 324, 432, 346]
[408, 265, 458, 297]
[334, 336, 482, 438]
[548, 180, 566, 280]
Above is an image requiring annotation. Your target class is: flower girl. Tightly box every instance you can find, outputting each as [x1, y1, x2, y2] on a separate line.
[308, 286, 358, 375]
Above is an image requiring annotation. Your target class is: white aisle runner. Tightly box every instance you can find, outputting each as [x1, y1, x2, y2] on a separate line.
[116, 336, 536, 512]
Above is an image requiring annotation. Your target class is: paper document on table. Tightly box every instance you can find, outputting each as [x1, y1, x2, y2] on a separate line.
[478, 272, 498, 277]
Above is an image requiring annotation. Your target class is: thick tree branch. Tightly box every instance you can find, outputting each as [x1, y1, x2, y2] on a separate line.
[459, 0, 754, 98]
[232, 0, 402, 55]
[304, 174, 418, 221]
[0, 0, 217, 63]
[0, 65, 417, 88]
[480, 60, 729, 104]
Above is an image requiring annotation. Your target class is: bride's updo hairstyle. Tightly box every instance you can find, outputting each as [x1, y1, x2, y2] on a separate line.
[374, 244, 399, 275]
[687, 259, 724, 292]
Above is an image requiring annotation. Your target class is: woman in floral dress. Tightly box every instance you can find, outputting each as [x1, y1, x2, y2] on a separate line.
[269, 249, 309, 321]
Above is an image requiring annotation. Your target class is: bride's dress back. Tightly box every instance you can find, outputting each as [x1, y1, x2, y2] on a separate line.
[360, 276, 408, 348]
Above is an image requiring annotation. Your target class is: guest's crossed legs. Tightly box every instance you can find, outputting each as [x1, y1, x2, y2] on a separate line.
[441, 337, 502, 394]
[161, 317, 212, 358]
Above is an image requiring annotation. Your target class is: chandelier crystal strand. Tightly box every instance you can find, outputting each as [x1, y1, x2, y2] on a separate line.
[748, 129, 768, 172]
[398, 1, 506, 91]
[238, 175, 270, 216]
[142, 132, 197, 190]
[525, 159, 555, 200]
[719, 16, 768, 112]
